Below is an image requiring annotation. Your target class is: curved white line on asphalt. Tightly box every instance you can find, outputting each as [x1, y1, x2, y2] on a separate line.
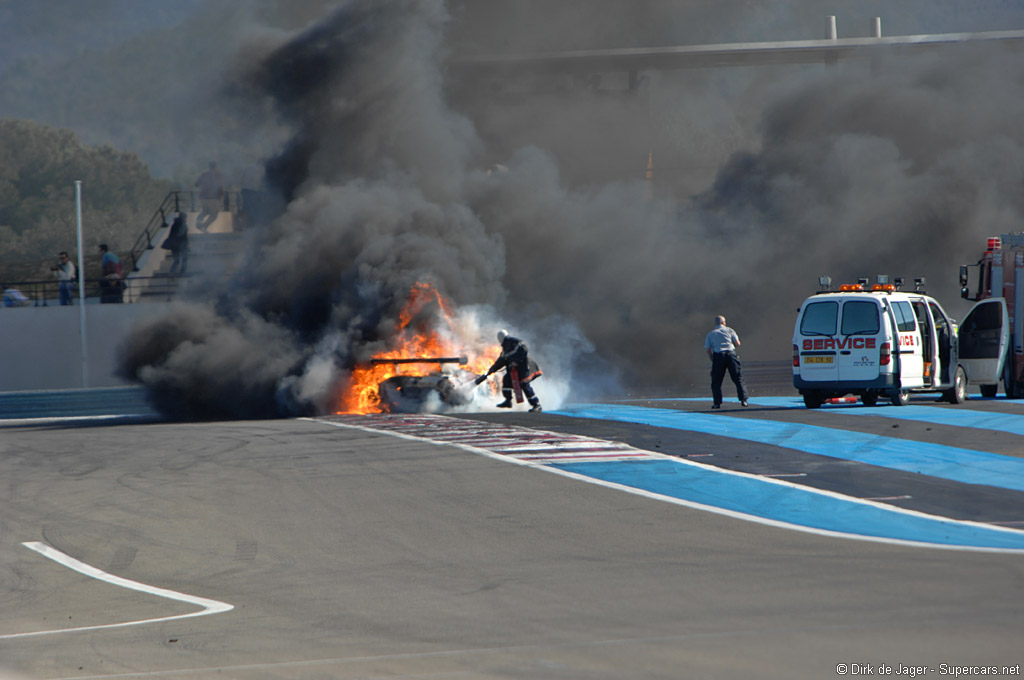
[0, 542, 233, 640]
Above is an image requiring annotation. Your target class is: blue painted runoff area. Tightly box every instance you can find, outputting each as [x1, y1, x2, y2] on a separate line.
[753, 396, 1024, 436]
[550, 458, 1024, 550]
[552, 403, 1024, 493]
[642, 396, 1024, 437]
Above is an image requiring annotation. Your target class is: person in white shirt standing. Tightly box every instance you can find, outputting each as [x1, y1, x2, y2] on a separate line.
[54, 251, 77, 306]
[704, 315, 748, 409]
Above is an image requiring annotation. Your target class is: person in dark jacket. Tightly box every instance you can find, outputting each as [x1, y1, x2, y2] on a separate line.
[164, 212, 189, 275]
[475, 329, 543, 412]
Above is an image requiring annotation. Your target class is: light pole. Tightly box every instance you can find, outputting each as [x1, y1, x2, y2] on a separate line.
[75, 181, 89, 388]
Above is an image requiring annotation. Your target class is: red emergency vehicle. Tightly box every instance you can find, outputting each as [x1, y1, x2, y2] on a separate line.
[960, 233, 1024, 398]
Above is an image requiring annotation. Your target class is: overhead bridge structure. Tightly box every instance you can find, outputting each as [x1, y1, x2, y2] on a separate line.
[450, 20, 1024, 85]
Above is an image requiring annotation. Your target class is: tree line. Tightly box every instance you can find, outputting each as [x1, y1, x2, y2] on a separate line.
[0, 119, 172, 282]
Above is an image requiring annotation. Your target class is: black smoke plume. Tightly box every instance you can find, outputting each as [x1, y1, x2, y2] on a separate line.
[120, 0, 520, 419]
[119, 1, 1024, 417]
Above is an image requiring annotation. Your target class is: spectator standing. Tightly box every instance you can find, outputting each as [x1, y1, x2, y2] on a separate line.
[98, 243, 124, 304]
[163, 212, 189, 275]
[53, 251, 77, 305]
[704, 315, 748, 409]
[194, 161, 225, 232]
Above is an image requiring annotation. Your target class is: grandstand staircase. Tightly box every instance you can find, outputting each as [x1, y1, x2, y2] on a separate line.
[127, 210, 245, 301]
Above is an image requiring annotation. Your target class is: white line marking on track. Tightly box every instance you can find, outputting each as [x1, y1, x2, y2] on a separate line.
[512, 451, 650, 460]
[0, 542, 233, 639]
[499, 445, 625, 453]
[323, 414, 662, 465]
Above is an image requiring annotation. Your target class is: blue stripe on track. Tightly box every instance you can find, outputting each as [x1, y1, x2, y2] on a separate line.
[644, 396, 1024, 436]
[549, 459, 1024, 550]
[551, 403, 1024, 493]
[755, 396, 1024, 435]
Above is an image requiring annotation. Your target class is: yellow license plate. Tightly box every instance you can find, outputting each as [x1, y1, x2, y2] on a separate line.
[804, 356, 834, 364]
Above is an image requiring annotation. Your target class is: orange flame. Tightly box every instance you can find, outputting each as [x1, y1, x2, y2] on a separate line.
[335, 282, 495, 413]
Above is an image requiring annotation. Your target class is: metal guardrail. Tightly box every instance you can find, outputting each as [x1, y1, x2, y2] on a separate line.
[127, 190, 240, 274]
[2, 274, 198, 306]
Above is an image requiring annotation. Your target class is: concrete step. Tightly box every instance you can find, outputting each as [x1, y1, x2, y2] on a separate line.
[151, 232, 246, 278]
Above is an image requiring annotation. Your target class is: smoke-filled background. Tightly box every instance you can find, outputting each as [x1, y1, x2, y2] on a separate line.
[4, 0, 1024, 418]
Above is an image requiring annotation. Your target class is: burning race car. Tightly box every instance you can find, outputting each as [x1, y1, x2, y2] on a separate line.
[372, 357, 476, 413]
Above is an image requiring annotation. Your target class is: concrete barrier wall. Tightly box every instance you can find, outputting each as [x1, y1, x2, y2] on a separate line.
[0, 302, 174, 391]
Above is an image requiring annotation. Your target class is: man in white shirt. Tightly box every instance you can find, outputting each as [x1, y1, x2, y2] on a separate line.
[704, 315, 748, 409]
[54, 251, 77, 305]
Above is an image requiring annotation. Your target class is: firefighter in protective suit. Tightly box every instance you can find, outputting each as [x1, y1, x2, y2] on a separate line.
[474, 330, 543, 412]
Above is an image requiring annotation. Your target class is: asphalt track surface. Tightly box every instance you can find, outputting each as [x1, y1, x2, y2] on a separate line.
[1, 363, 1023, 679]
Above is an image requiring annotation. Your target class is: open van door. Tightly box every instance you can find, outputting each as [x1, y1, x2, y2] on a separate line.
[958, 297, 1009, 386]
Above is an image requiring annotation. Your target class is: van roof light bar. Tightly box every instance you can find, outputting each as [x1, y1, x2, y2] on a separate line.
[870, 274, 894, 292]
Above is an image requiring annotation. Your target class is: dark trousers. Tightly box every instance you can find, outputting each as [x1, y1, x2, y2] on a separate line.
[100, 280, 124, 303]
[170, 248, 188, 275]
[711, 352, 747, 405]
[502, 372, 539, 406]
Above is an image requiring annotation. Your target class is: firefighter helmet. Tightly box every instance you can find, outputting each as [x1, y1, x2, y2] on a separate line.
[497, 329, 508, 343]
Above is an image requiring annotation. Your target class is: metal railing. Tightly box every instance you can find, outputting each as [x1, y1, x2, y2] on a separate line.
[3, 190, 244, 309]
[2, 274, 204, 306]
[126, 190, 240, 274]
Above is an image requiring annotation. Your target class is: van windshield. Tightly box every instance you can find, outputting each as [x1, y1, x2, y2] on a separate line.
[841, 301, 880, 335]
[800, 301, 838, 336]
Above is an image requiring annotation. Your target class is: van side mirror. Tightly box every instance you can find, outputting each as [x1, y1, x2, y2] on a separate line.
[959, 265, 970, 299]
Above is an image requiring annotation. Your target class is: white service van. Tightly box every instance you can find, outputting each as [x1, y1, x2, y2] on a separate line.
[792, 277, 1008, 408]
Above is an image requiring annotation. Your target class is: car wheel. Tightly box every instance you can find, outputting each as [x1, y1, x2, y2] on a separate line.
[802, 391, 823, 409]
[861, 392, 879, 406]
[890, 388, 910, 406]
[945, 366, 967, 404]
[980, 384, 998, 398]
[1003, 353, 1021, 399]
